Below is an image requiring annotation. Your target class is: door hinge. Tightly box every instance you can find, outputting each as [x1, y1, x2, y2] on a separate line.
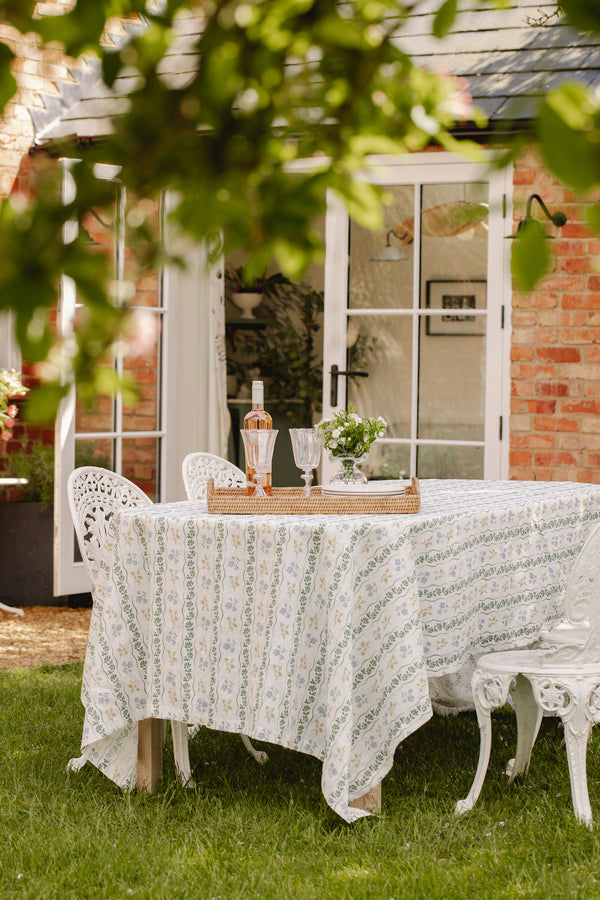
[502, 194, 507, 218]
[499, 415, 503, 440]
[501, 305, 505, 329]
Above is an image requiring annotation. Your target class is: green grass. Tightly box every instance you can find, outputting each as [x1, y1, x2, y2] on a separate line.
[2, 664, 600, 900]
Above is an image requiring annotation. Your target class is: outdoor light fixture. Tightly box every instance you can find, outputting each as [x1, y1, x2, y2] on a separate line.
[508, 192, 567, 238]
[81, 208, 112, 245]
[370, 229, 409, 261]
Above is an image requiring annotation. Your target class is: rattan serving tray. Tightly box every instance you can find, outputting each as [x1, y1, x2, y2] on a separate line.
[206, 476, 420, 515]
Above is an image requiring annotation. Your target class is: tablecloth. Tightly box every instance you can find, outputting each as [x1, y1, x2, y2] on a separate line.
[70, 478, 600, 821]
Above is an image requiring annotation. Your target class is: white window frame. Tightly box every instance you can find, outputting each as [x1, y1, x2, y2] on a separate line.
[322, 151, 513, 482]
[54, 160, 169, 596]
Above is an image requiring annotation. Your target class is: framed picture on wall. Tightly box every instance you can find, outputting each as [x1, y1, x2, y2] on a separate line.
[425, 280, 486, 336]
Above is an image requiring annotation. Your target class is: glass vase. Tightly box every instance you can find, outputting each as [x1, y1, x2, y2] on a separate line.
[329, 453, 367, 486]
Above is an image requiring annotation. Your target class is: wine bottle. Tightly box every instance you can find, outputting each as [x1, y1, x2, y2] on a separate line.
[243, 380, 273, 493]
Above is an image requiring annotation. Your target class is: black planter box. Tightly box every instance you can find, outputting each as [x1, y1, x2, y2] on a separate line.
[0, 502, 91, 608]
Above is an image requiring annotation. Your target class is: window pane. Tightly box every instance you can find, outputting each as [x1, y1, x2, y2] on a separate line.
[75, 382, 115, 433]
[420, 182, 488, 310]
[362, 442, 410, 481]
[74, 438, 114, 470]
[418, 314, 486, 442]
[122, 313, 162, 432]
[122, 437, 159, 501]
[348, 185, 414, 309]
[417, 444, 484, 480]
[124, 197, 162, 308]
[347, 315, 412, 439]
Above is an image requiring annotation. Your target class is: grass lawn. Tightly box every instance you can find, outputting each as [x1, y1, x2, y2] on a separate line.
[1, 662, 600, 899]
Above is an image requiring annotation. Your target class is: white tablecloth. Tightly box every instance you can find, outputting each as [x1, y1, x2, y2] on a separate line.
[70, 479, 600, 821]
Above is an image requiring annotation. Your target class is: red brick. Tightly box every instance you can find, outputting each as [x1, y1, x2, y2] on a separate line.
[562, 257, 590, 275]
[561, 328, 600, 344]
[562, 294, 600, 309]
[535, 382, 569, 397]
[562, 400, 600, 415]
[576, 470, 600, 484]
[511, 346, 533, 361]
[512, 433, 555, 449]
[537, 347, 581, 363]
[534, 451, 578, 466]
[511, 364, 557, 381]
[534, 416, 579, 432]
[510, 450, 532, 466]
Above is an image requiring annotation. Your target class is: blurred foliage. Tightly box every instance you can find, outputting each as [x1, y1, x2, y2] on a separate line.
[0, 0, 598, 418]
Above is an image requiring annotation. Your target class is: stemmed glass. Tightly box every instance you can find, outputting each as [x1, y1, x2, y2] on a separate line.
[240, 429, 278, 497]
[289, 428, 323, 497]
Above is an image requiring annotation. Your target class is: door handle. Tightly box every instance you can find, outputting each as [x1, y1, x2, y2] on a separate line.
[329, 364, 369, 407]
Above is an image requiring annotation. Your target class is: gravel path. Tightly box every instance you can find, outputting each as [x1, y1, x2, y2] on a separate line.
[0, 606, 91, 670]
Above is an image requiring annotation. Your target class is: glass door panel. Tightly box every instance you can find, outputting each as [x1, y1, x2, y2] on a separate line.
[349, 185, 414, 309]
[347, 315, 412, 439]
[417, 444, 484, 480]
[418, 313, 486, 443]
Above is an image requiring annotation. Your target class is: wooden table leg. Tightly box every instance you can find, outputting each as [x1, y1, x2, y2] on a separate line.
[350, 782, 382, 814]
[137, 718, 164, 792]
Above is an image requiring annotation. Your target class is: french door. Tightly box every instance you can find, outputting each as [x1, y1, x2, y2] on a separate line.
[322, 153, 512, 482]
[54, 162, 169, 595]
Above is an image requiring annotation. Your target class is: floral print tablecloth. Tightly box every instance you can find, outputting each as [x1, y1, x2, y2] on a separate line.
[70, 479, 600, 821]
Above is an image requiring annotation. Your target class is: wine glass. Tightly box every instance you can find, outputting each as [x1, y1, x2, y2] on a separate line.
[289, 428, 323, 497]
[240, 429, 278, 497]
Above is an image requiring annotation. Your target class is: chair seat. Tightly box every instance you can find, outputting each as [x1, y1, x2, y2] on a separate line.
[537, 623, 590, 648]
[477, 648, 600, 677]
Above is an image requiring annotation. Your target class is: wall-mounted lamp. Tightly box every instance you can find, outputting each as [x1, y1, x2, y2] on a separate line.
[370, 229, 409, 261]
[81, 208, 112, 245]
[508, 193, 567, 239]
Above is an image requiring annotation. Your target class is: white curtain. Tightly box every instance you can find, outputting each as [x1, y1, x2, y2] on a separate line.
[0, 310, 21, 370]
[163, 206, 229, 499]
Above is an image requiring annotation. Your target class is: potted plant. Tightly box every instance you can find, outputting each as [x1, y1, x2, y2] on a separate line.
[0, 439, 110, 607]
[226, 265, 287, 320]
[229, 274, 324, 424]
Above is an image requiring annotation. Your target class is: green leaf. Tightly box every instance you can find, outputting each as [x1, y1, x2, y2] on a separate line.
[586, 202, 600, 234]
[433, 0, 458, 38]
[0, 44, 16, 114]
[23, 382, 69, 426]
[511, 219, 552, 292]
[538, 99, 600, 193]
[560, 0, 600, 34]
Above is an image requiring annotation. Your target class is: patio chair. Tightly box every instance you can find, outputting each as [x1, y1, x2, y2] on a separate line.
[181, 452, 269, 766]
[182, 451, 246, 500]
[455, 521, 600, 827]
[67, 466, 195, 786]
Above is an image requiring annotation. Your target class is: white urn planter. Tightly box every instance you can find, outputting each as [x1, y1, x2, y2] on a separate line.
[231, 290, 263, 319]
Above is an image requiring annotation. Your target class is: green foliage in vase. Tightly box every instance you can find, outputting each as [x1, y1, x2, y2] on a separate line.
[316, 402, 387, 458]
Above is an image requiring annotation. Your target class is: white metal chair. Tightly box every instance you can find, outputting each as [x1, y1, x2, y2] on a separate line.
[181, 452, 269, 766]
[456, 521, 600, 827]
[67, 466, 194, 786]
[182, 451, 246, 500]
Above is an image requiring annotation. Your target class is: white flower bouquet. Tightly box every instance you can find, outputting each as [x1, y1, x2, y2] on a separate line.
[316, 402, 386, 459]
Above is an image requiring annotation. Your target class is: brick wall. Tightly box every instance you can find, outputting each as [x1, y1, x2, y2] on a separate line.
[510, 146, 600, 483]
